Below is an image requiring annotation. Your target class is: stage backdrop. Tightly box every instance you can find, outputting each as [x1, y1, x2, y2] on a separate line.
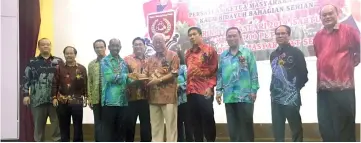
[1, 0, 20, 140]
[47, 0, 360, 124]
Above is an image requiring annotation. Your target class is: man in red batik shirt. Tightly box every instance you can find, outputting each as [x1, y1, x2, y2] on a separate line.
[313, 5, 360, 142]
[185, 27, 218, 142]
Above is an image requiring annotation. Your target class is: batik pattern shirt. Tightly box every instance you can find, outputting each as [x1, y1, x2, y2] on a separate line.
[177, 65, 187, 105]
[101, 54, 132, 106]
[270, 45, 308, 106]
[185, 44, 218, 96]
[87, 58, 102, 105]
[52, 63, 87, 105]
[22, 55, 64, 107]
[216, 45, 259, 103]
[313, 24, 360, 90]
[144, 50, 180, 104]
[124, 54, 147, 101]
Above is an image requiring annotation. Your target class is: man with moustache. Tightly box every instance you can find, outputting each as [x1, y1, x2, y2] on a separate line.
[52, 46, 88, 142]
[144, 33, 179, 142]
[270, 25, 308, 142]
[21, 38, 62, 142]
[123, 37, 152, 142]
[87, 39, 107, 141]
[100, 38, 134, 141]
[216, 27, 259, 142]
[185, 27, 218, 142]
[313, 5, 360, 142]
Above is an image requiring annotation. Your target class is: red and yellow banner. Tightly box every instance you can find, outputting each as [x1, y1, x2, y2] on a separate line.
[143, 0, 361, 61]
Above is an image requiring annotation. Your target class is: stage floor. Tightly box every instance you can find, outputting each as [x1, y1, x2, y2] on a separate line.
[44, 123, 360, 142]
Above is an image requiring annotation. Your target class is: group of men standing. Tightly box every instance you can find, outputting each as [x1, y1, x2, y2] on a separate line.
[21, 4, 359, 142]
[21, 29, 217, 142]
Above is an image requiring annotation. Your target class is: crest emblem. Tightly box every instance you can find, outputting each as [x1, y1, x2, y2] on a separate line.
[146, 10, 179, 51]
[147, 10, 176, 43]
[151, 19, 172, 37]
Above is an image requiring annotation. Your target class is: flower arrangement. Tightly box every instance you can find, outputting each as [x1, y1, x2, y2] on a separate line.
[278, 59, 285, 65]
[278, 53, 286, 66]
[201, 52, 209, 63]
[75, 69, 83, 79]
[239, 55, 247, 67]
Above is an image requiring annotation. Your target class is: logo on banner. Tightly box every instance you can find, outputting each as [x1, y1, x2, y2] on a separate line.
[147, 10, 176, 43]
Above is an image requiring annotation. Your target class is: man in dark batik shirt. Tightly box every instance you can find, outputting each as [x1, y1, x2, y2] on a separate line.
[21, 38, 62, 142]
[270, 25, 308, 142]
[52, 46, 87, 142]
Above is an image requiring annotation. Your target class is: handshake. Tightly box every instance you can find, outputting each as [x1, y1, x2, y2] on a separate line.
[128, 73, 149, 81]
[128, 72, 163, 87]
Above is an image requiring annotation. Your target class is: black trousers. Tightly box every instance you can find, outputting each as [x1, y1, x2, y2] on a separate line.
[178, 102, 194, 142]
[56, 104, 83, 142]
[271, 102, 303, 142]
[187, 93, 216, 142]
[92, 104, 102, 142]
[123, 100, 151, 142]
[225, 103, 254, 142]
[101, 106, 126, 142]
[317, 89, 356, 142]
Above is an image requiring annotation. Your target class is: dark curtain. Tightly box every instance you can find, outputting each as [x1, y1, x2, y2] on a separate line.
[19, 0, 41, 141]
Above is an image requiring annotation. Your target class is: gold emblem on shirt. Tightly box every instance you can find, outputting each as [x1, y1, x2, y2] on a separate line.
[76, 74, 83, 79]
[278, 59, 285, 65]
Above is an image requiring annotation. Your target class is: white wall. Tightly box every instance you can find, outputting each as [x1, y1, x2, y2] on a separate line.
[53, 0, 361, 124]
[0, 0, 19, 140]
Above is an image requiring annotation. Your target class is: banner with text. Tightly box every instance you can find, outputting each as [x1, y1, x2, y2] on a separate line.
[143, 0, 360, 61]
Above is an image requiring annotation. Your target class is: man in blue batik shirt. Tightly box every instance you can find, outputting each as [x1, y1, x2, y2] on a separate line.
[216, 27, 259, 142]
[100, 38, 135, 142]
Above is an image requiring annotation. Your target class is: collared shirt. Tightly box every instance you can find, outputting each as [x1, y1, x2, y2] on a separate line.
[270, 44, 308, 106]
[21, 55, 63, 107]
[87, 58, 103, 104]
[185, 43, 218, 96]
[101, 54, 132, 106]
[216, 45, 259, 103]
[177, 65, 187, 105]
[313, 23, 360, 91]
[144, 50, 180, 104]
[124, 54, 147, 101]
[52, 63, 87, 105]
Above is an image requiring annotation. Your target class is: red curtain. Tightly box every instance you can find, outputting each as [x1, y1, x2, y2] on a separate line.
[19, 0, 41, 141]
